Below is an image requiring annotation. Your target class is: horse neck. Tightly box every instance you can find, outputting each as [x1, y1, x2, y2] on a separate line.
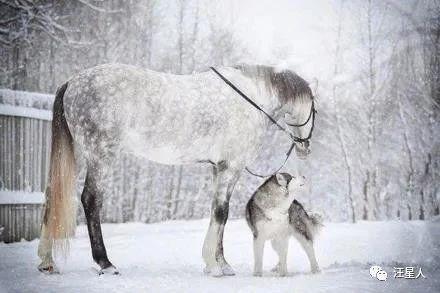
[222, 67, 283, 119]
[254, 79, 283, 118]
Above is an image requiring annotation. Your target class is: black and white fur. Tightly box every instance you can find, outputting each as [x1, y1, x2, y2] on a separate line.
[245, 173, 322, 277]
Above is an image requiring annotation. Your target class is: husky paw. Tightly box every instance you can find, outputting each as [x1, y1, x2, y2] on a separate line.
[311, 266, 321, 274]
[253, 271, 263, 277]
[38, 262, 59, 274]
[98, 265, 119, 276]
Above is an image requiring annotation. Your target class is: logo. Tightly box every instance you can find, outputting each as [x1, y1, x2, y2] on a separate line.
[370, 265, 427, 281]
[369, 265, 387, 281]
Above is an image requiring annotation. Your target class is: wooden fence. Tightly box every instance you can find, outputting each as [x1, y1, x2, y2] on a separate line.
[0, 89, 53, 243]
[0, 191, 44, 242]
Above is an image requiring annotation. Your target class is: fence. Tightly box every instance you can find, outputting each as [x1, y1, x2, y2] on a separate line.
[0, 89, 53, 242]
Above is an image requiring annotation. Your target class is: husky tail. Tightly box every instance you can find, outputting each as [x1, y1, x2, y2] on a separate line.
[289, 199, 323, 242]
[40, 82, 77, 260]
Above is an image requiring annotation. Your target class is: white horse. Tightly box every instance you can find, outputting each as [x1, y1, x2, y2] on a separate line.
[37, 64, 316, 276]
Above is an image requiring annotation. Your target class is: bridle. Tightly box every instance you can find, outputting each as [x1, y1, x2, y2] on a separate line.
[285, 99, 317, 144]
[210, 67, 317, 178]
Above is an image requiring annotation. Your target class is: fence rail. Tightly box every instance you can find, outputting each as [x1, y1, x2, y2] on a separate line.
[0, 89, 53, 242]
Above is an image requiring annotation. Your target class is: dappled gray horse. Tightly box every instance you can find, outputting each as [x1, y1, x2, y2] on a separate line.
[37, 64, 315, 276]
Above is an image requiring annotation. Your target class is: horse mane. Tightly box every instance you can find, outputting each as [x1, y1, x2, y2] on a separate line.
[233, 64, 313, 104]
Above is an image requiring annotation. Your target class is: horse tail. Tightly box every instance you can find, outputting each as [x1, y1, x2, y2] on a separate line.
[44, 82, 77, 256]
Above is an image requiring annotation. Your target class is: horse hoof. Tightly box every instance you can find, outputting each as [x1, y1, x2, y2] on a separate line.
[204, 265, 223, 277]
[98, 265, 119, 276]
[278, 271, 288, 277]
[221, 264, 235, 276]
[38, 262, 59, 274]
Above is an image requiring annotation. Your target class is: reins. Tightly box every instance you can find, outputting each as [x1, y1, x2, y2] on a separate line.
[210, 67, 316, 178]
[244, 142, 295, 178]
[210, 67, 291, 136]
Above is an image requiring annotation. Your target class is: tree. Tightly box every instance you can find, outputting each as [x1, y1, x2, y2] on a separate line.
[330, 0, 356, 222]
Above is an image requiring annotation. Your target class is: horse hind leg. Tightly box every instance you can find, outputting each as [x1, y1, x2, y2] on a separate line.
[81, 167, 118, 275]
[37, 187, 58, 273]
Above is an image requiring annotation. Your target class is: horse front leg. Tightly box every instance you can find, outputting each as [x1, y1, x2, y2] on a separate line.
[202, 164, 240, 277]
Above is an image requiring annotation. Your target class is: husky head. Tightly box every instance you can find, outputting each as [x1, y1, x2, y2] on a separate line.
[255, 172, 306, 211]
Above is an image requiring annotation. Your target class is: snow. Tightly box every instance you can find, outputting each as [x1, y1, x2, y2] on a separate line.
[0, 104, 52, 120]
[0, 219, 439, 292]
[0, 191, 45, 204]
[0, 88, 53, 120]
[0, 89, 53, 110]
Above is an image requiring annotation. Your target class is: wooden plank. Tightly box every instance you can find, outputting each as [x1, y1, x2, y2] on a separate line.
[43, 120, 50, 190]
[30, 119, 35, 190]
[1, 205, 5, 242]
[24, 118, 29, 191]
[5, 117, 11, 189]
[19, 117, 24, 190]
[9, 118, 13, 189]
[0, 117, 4, 189]
[9, 204, 13, 243]
[37, 120, 43, 191]
[23, 205, 27, 240]
[10, 118, 13, 189]
[0, 105, 52, 121]
[28, 118, 33, 190]
[0, 205, 4, 242]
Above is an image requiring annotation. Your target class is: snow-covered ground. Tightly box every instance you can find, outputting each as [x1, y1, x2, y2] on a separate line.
[1, 219, 439, 293]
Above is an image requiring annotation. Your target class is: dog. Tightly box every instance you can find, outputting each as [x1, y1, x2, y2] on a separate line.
[245, 172, 322, 276]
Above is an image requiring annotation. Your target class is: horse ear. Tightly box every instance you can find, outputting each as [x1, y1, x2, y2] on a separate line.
[311, 78, 319, 96]
[275, 173, 287, 187]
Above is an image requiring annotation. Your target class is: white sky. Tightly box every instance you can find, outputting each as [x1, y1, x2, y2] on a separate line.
[226, 0, 339, 80]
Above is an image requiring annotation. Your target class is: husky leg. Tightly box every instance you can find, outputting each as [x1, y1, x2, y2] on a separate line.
[271, 237, 288, 276]
[81, 167, 118, 275]
[293, 233, 320, 273]
[202, 166, 240, 277]
[253, 236, 265, 276]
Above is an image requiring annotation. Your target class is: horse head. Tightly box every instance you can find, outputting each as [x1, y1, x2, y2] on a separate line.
[269, 68, 316, 159]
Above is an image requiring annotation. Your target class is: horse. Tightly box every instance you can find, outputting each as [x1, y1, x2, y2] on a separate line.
[37, 63, 316, 276]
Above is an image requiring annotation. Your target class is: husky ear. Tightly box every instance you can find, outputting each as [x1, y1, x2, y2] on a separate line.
[275, 173, 287, 187]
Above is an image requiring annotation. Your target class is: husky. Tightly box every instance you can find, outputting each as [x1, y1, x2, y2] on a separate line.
[245, 172, 322, 277]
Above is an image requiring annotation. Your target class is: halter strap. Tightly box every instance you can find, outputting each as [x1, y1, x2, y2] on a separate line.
[286, 99, 316, 127]
[210, 67, 292, 137]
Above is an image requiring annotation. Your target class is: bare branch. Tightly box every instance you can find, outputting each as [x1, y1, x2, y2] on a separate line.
[76, 0, 122, 13]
